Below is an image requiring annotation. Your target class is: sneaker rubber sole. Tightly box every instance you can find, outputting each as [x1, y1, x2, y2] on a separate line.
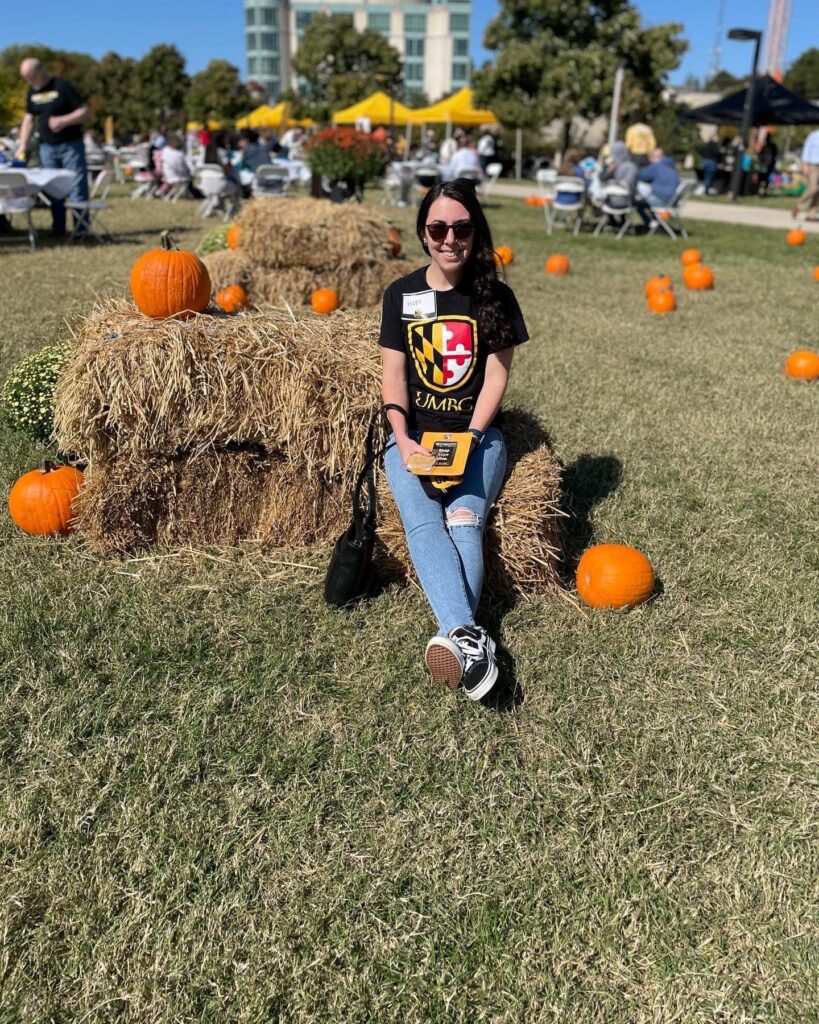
[425, 637, 463, 690]
[462, 661, 499, 701]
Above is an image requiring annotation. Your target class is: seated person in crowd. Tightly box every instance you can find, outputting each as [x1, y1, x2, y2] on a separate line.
[447, 134, 482, 181]
[83, 129, 105, 169]
[555, 147, 587, 205]
[158, 133, 191, 195]
[598, 140, 638, 209]
[238, 129, 271, 173]
[636, 147, 680, 224]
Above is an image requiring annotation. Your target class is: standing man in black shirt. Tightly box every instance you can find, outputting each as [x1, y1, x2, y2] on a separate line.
[17, 57, 89, 238]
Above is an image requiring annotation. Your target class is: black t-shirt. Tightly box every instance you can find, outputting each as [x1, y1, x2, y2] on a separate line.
[379, 266, 528, 432]
[26, 77, 84, 145]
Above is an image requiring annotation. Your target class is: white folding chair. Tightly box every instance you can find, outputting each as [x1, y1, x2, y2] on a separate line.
[482, 161, 502, 196]
[252, 164, 290, 198]
[380, 163, 402, 205]
[195, 164, 240, 220]
[593, 185, 636, 240]
[546, 178, 586, 235]
[648, 179, 697, 239]
[162, 179, 191, 202]
[0, 171, 37, 250]
[456, 167, 482, 183]
[535, 168, 558, 197]
[67, 169, 114, 243]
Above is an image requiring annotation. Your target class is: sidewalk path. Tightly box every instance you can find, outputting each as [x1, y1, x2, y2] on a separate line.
[488, 181, 819, 233]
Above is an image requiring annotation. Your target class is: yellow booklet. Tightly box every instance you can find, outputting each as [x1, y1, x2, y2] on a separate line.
[407, 432, 473, 477]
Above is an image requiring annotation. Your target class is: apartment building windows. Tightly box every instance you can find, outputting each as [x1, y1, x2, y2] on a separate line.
[246, 8, 255, 25]
[367, 11, 390, 32]
[453, 38, 469, 57]
[450, 13, 469, 31]
[405, 38, 425, 57]
[260, 31, 278, 50]
[404, 13, 427, 33]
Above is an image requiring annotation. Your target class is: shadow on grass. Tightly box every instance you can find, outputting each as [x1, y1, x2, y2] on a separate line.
[559, 453, 623, 580]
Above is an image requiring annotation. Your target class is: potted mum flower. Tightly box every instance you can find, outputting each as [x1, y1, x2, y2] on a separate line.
[305, 127, 390, 202]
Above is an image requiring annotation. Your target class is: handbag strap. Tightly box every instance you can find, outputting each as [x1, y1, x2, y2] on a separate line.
[351, 403, 409, 543]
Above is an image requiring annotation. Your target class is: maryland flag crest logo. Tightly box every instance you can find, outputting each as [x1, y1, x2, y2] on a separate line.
[408, 316, 477, 393]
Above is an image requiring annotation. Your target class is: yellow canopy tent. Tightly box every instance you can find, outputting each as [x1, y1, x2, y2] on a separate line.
[186, 119, 224, 131]
[332, 91, 417, 126]
[409, 88, 499, 127]
[235, 103, 315, 129]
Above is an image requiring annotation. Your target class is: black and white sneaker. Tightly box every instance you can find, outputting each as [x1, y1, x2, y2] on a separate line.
[449, 625, 498, 701]
[425, 636, 464, 690]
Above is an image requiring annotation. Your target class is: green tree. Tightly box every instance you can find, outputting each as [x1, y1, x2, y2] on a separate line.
[0, 63, 26, 129]
[291, 14, 402, 122]
[784, 48, 819, 99]
[704, 69, 745, 92]
[135, 44, 189, 130]
[88, 52, 141, 136]
[186, 60, 250, 124]
[472, 0, 687, 148]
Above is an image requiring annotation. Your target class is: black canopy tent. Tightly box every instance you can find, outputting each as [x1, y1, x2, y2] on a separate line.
[685, 75, 819, 126]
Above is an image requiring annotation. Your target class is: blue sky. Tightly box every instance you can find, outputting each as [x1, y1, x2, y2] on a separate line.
[5, 0, 818, 85]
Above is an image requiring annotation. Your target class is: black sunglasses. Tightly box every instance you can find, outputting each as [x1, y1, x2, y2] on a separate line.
[425, 220, 474, 242]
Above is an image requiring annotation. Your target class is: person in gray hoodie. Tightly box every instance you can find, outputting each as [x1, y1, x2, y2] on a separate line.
[599, 140, 638, 210]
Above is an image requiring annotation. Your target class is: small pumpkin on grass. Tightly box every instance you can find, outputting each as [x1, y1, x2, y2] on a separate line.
[576, 543, 655, 609]
[683, 264, 714, 290]
[495, 245, 514, 265]
[644, 274, 672, 298]
[812, 266, 819, 281]
[648, 288, 676, 314]
[545, 253, 570, 276]
[786, 228, 806, 246]
[311, 288, 340, 314]
[9, 461, 84, 536]
[387, 227, 402, 256]
[227, 225, 241, 249]
[680, 248, 702, 266]
[130, 231, 211, 319]
[215, 285, 249, 314]
[784, 350, 819, 380]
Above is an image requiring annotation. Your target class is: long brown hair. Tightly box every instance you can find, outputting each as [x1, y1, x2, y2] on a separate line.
[416, 179, 517, 352]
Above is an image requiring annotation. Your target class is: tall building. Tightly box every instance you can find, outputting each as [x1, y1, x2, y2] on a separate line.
[244, 0, 472, 106]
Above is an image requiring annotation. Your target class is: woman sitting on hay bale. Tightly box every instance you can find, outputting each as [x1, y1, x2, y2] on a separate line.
[380, 179, 528, 702]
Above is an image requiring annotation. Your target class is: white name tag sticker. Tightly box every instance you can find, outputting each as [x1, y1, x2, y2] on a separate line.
[402, 289, 437, 321]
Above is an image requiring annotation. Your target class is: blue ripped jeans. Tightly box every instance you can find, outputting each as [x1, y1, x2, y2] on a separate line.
[384, 427, 507, 635]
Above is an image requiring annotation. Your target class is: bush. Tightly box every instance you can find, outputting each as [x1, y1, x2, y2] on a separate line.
[305, 127, 390, 184]
[1, 341, 72, 442]
[196, 225, 230, 256]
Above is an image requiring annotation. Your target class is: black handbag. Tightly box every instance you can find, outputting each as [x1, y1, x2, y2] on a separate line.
[324, 408, 382, 608]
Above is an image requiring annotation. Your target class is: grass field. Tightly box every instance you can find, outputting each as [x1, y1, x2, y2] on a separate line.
[1, 189, 817, 1023]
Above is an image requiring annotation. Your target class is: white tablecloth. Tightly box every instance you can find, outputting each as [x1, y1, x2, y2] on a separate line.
[18, 168, 76, 200]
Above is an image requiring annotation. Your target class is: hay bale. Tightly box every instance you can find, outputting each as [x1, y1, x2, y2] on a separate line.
[374, 410, 564, 600]
[252, 258, 421, 309]
[202, 249, 254, 294]
[54, 300, 381, 491]
[236, 197, 398, 271]
[74, 445, 350, 554]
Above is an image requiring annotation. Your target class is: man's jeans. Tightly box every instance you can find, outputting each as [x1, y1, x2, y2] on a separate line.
[384, 427, 507, 636]
[39, 139, 89, 235]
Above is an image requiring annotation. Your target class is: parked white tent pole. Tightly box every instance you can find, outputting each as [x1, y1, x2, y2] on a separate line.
[608, 62, 626, 150]
[515, 127, 523, 180]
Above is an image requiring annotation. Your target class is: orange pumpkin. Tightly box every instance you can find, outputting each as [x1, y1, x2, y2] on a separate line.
[545, 253, 570, 276]
[683, 264, 714, 290]
[648, 288, 676, 314]
[680, 248, 702, 266]
[576, 544, 655, 609]
[215, 284, 249, 314]
[130, 231, 211, 319]
[786, 228, 806, 246]
[227, 225, 241, 249]
[644, 274, 672, 298]
[494, 245, 514, 265]
[387, 227, 402, 256]
[812, 266, 819, 281]
[525, 196, 536, 206]
[9, 462, 84, 536]
[784, 350, 819, 380]
[311, 288, 339, 314]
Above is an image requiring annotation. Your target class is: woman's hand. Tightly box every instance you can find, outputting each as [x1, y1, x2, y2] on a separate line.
[396, 435, 432, 470]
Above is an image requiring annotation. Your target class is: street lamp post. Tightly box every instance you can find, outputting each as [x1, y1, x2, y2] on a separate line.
[727, 27, 763, 201]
